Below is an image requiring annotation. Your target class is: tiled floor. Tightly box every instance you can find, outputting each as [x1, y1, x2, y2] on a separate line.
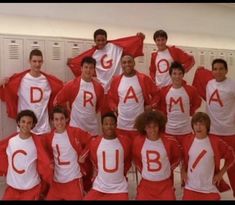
[0, 168, 234, 200]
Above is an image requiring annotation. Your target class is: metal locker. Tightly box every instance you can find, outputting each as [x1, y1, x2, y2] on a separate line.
[218, 50, 227, 61]
[23, 39, 45, 71]
[82, 40, 94, 52]
[198, 50, 207, 67]
[44, 40, 66, 82]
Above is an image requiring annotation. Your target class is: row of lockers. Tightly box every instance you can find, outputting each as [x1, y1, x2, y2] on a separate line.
[0, 34, 235, 139]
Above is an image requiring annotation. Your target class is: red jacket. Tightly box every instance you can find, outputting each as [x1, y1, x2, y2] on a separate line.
[181, 134, 235, 192]
[192, 66, 213, 101]
[53, 76, 104, 113]
[68, 35, 144, 77]
[87, 135, 132, 177]
[132, 134, 182, 173]
[108, 71, 159, 111]
[42, 126, 92, 177]
[0, 70, 63, 118]
[0, 132, 53, 185]
[157, 83, 202, 116]
[149, 46, 195, 82]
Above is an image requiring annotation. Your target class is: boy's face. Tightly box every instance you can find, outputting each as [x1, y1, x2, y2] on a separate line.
[145, 122, 160, 141]
[29, 55, 43, 73]
[155, 36, 167, 51]
[212, 62, 228, 82]
[81, 63, 95, 81]
[102, 117, 116, 139]
[18, 116, 34, 137]
[193, 121, 208, 139]
[52, 113, 67, 133]
[121, 55, 135, 76]
[171, 69, 184, 87]
[95, 34, 107, 50]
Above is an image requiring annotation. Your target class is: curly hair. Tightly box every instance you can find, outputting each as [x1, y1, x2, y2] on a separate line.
[134, 110, 167, 135]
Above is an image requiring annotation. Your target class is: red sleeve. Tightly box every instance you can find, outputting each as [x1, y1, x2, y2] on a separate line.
[149, 52, 157, 82]
[93, 80, 105, 113]
[132, 136, 143, 173]
[192, 66, 213, 101]
[169, 46, 195, 72]
[68, 48, 96, 77]
[111, 35, 144, 57]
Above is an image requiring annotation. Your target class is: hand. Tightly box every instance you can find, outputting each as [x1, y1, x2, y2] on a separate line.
[144, 105, 152, 112]
[180, 169, 188, 185]
[0, 77, 9, 87]
[136, 32, 145, 40]
[213, 172, 223, 186]
[67, 58, 72, 66]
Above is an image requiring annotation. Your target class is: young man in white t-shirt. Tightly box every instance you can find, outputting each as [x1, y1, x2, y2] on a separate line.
[149, 29, 195, 88]
[0, 110, 52, 200]
[181, 112, 235, 200]
[0, 49, 63, 135]
[83, 112, 131, 200]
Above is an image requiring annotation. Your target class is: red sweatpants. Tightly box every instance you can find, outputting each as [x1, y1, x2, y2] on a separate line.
[183, 188, 220, 200]
[46, 178, 83, 200]
[2, 183, 41, 200]
[83, 189, 128, 200]
[136, 177, 176, 200]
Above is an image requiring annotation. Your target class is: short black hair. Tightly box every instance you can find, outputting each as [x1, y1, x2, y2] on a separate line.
[134, 110, 167, 135]
[29, 49, 43, 60]
[81, 56, 96, 67]
[50, 105, 69, 120]
[169, 61, 185, 75]
[94, 29, 107, 40]
[16, 110, 38, 129]
[153, 29, 168, 41]
[212, 58, 228, 71]
[101, 112, 117, 124]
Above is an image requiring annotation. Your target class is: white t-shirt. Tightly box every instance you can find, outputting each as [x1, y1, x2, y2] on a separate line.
[165, 87, 192, 135]
[70, 79, 100, 136]
[117, 75, 144, 131]
[92, 138, 128, 193]
[206, 78, 235, 135]
[18, 73, 51, 134]
[155, 49, 173, 88]
[93, 43, 123, 94]
[186, 137, 218, 193]
[6, 134, 41, 190]
[141, 138, 171, 181]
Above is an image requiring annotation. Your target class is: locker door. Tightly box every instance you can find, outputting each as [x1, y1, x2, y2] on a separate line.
[1, 38, 23, 137]
[135, 44, 148, 74]
[145, 44, 156, 76]
[24, 39, 45, 71]
[184, 47, 197, 85]
[226, 51, 235, 78]
[64, 40, 83, 82]
[44, 40, 65, 82]
[82, 40, 94, 52]
[198, 49, 207, 68]
[217, 50, 227, 61]
[208, 50, 217, 67]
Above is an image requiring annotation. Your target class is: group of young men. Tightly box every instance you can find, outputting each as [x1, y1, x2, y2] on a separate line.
[0, 28, 234, 200]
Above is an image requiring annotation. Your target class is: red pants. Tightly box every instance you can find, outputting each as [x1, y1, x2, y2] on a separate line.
[211, 134, 235, 197]
[116, 128, 139, 142]
[183, 188, 220, 200]
[101, 94, 112, 115]
[166, 133, 192, 146]
[3, 183, 41, 200]
[83, 189, 128, 200]
[136, 177, 176, 200]
[46, 178, 83, 200]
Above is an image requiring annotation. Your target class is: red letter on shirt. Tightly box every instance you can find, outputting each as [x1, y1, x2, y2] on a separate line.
[124, 86, 138, 103]
[12, 150, 27, 174]
[102, 150, 119, 173]
[83, 91, 94, 107]
[169, 97, 185, 113]
[157, 59, 170, 74]
[209, 89, 223, 107]
[101, 54, 113, 69]
[56, 144, 70, 165]
[146, 150, 162, 172]
[30, 87, 43, 103]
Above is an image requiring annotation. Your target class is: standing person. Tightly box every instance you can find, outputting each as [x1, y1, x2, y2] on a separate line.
[157, 62, 201, 145]
[192, 58, 235, 197]
[42, 106, 92, 200]
[180, 112, 235, 200]
[149, 29, 195, 88]
[0, 110, 53, 200]
[83, 112, 132, 200]
[68, 29, 145, 114]
[132, 110, 181, 200]
[0, 49, 63, 135]
[108, 54, 158, 140]
[54, 56, 104, 137]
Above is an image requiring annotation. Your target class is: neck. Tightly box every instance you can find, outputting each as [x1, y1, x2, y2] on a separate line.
[19, 132, 31, 139]
[29, 70, 41, 77]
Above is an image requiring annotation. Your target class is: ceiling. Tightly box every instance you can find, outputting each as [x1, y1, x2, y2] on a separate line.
[0, 3, 235, 38]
